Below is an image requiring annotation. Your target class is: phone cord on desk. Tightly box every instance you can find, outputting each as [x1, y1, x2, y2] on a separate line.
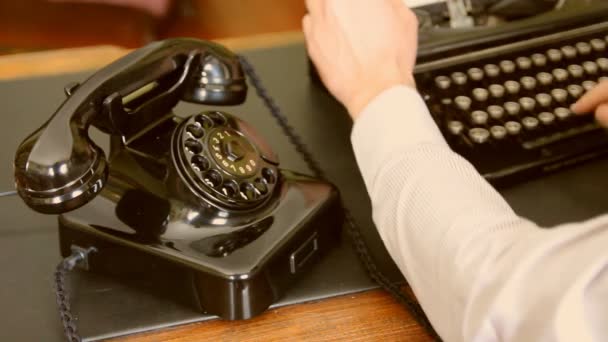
[238, 56, 441, 341]
[55, 247, 96, 342]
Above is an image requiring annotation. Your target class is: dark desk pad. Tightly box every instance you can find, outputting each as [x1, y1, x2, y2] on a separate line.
[3, 43, 608, 341]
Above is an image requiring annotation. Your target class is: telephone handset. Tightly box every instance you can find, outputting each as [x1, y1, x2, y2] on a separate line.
[13, 38, 342, 323]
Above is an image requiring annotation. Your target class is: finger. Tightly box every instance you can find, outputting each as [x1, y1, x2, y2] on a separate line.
[305, 0, 323, 17]
[302, 14, 312, 37]
[572, 81, 608, 114]
[595, 103, 608, 127]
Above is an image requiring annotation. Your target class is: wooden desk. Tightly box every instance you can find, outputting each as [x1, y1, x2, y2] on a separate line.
[0, 33, 433, 342]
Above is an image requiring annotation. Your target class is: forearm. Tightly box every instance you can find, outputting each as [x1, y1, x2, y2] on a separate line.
[350, 86, 608, 341]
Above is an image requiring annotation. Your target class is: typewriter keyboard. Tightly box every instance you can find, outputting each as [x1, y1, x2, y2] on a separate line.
[415, 23, 608, 186]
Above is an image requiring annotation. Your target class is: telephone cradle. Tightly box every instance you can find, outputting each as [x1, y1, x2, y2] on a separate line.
[13, 38, 343, 320]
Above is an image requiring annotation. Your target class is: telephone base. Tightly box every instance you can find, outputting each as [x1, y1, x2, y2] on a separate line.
[57, 171, 343, 320]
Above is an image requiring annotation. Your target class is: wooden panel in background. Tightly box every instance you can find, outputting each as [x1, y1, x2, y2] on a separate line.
[163, 0, 306, 40]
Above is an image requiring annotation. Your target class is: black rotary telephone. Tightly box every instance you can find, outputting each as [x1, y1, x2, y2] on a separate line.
[13, 38, 343, 336]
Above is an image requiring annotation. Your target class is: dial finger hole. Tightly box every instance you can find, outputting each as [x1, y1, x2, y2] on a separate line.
[253, 178, 268, 195]
[262, 168, 276, 184]
[208, 112, 227, 126]
[186, 124, 205, 139]
[195, 115, 214, 129]
[240, 182, 259, 200]
[191, 155, 210, 172]
[185, 139, 203, 154]
[203, 170, 223, 188]
[221, 180, 239, 198]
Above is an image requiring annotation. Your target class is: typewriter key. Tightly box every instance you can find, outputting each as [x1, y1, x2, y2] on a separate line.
[537, 72, 554, 86]
[504, 80, 521, 95]
[561, 45, 577, 59]
[448, 121, 465, 135]
[452, 72, 468, 85]
[552, 68, 569, 82]
[600, 76, 608, 83]
[551, 89, 569, 103]
[583, 61, 599, 75]
[547, 49, 563, 63]
[490, 126, 507, 140]
[591, 39, 606, 52]
[576, 42, 592, 56]
[516, 57, 532, 70]
[484, 64, 501, 78]
[505, 102, 521, 116]
[499, 60, 516, 74]
[583, 80, 598, 91]
[531, 54, 547, 68]
[488, 105, 505, 119]
[536, 93, 552, 108]
[472, 88, 489, 102]
[435, 76, 451, 89]
[555, 107, 572, 120]
[471, 111, 489, 125]
[567, 84, 584, 99]
[468, 68, 485, 82]
[522, 117, 540, 130]
[489, 84, 505, 98]
[505, 121, 522, 135]
[567, 65, 584, 79]
[538, 112, 556, 125]
[521, 76, 537, 90]
[597, 58, 608, 72]
[469, 128, 490, 144]
[519, 97, 536, 112]
[455, 96, 472, 111]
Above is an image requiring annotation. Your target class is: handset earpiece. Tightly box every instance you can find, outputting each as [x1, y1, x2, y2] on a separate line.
[181, 47, 248, 105]
[14, 38, 249, 214]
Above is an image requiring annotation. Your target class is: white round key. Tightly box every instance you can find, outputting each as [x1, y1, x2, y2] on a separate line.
[567, 84, 584, 99]
[505, 102, 521, 116]
[435, 76, 452, 89]
[468, 68, 485, 82]
[505, 121, 522, 135]
[597, 58, 608, 72]
[576, 42, 592, 55]
[568, 64, 584, 78]
[591, 38, 606, 52]
[471, 111, 489, 125]
[473, 88, 490, 102]
[532, 53, 547, 67]
[538, 112, 556, 125]
[537, 72, 554, 86]
[484, 64, 500, 78]
[551, 88, 569, 103]
[499, 60, 516, 74]
[547, 49, 563, 62]
[552, 68, 569, 82]
[469, 128, 490, 144]
[504, 80, 521, 95]
[522, 117, 540, 130]
[455, 96, 472, 111]
[452, 72, 468, 85]
[583, 61, 599, 75]
[555, 107, 572, 120]
[489, 84, 506, 98]
[536, 93, 552, 108]
[521, 76, 537, 90]
[561, 45, 577, 59]
[488, 105, 505, 120]
[519, 97, 536, 112]
[448, 121, 465, 135]
[490, 125, 507, 140]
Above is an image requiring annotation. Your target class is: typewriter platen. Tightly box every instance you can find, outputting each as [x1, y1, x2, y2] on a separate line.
[412, 0, 608, 186]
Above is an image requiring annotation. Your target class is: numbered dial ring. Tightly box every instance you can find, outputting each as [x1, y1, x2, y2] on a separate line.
[208, 128, 259, 177]
[175, 111, 279, 209]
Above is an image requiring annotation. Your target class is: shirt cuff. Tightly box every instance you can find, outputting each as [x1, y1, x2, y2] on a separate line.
[351, 85, 448, 191]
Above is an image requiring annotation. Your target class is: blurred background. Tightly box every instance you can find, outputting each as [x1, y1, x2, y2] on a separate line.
[0, 0, 306, 55]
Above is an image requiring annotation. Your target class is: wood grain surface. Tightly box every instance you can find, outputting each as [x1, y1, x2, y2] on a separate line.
[0, 41, 431, 342]
[110, 290, 432, 342]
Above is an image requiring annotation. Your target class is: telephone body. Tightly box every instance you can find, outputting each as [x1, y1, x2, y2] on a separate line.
[14, 38, 342, 319]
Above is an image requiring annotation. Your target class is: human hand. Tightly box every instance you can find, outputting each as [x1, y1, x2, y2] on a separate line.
[572, 81, 608, 127]
[303, 0, 418, 120]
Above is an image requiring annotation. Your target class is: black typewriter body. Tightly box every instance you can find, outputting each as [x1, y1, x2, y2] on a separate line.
[412, 0, 608, 186]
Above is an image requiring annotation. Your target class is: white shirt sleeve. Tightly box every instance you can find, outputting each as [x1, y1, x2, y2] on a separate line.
[350, 85, 608, 342]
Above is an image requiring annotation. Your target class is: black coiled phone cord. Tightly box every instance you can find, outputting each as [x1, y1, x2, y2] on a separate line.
[238, 55, 440, 341]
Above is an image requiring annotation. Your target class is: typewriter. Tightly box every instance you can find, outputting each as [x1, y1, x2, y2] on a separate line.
[312, 0, 608, 187]
[412, 0, 608, 186]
